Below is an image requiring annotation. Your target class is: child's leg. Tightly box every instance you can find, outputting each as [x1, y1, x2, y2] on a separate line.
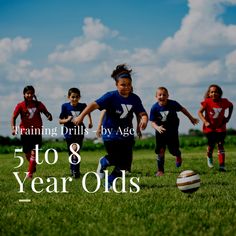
[168, 134, 182, 168]
[156, 147, 165, 174]
[217, 143, 225, 167]
[25, 152, 31, 162]
[206, 132, 216, 168]
[27, 149, 36, 178]
[217, 132, 226, 171]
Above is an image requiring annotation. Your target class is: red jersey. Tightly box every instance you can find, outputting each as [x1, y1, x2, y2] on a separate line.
[201, 98, 233, 133]
[13, 100, 49, 134]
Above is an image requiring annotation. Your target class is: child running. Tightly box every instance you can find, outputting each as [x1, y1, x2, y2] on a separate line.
[150, 86, 199, 176]
[198, 84, 233, 171]
[59, 87, 93, 178]
[73, 64, 148, 189]
[11, 85, 53, 178]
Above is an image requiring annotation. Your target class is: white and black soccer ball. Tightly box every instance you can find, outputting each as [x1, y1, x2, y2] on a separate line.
[176, 170, 200, 193]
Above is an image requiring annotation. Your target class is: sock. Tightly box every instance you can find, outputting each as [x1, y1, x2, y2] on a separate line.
[157, 148, 165, 172]
[28, 157, 36, 175]
[207, 146, 214, 159]
[218, 144, 225, 167]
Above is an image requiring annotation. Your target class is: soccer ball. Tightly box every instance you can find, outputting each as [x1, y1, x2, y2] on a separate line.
[176, 170, 200, 193]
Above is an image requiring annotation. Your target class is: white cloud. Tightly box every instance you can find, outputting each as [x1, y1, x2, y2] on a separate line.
[0, 37, 31, 64]
[48, 17, 118, 63]
[158, 0, 236, 60]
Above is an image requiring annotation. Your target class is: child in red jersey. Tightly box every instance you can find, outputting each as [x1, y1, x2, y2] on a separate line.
[11, 85, 53, 178]
[198, 84, 233, 172]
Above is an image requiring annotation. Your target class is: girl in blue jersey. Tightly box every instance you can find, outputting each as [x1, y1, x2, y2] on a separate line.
[74, 64, 148, 188]
[59, 87, 93, 178]
[150, 87, 199, 176]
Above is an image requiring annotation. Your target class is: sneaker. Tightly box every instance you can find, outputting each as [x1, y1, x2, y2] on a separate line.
[176, 157, 182, 168]
[27, 172, 33, 179]
[219, 166, 226, 172]
[207, 157, 214, 168]
[96, 157, 109, 179]
[156, 171, 164, 176]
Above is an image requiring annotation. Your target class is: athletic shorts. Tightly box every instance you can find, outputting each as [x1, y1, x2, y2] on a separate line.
[21, 135, 42, 154]
[104, 139, 134, 171]
[155, 132, 181, 157]
[205, 132, 226, 147]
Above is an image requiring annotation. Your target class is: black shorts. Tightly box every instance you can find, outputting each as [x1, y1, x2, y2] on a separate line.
[21, 135, 42, 154]
[104, 139, 134, 171]
[155, 132, 181, 157]
[206, 132, 226, 147]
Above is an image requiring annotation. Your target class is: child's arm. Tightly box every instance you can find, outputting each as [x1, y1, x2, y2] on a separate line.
[96, 110, 106, 138]
[44, 111, 53, 121]
[87, 113, 93, 129]
[225, 105, 233, 123]
[181, 107, 199, 125]
[136, 114, 142, 138]
[59, 116, 73, 125]
[151, 121, 166, 134]
[11, 114, 17, 135]
[74, 102, 100, 125]
[198, 106, 210, 127]
[138, 112, 148, 130]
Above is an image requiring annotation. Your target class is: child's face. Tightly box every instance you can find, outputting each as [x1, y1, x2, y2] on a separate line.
[68, 92, 80, 106]
[156, 89, 168, 106]
[209, 86, 220, 101]
[116, 78, 132, 97]
[24, 90, 34, 101]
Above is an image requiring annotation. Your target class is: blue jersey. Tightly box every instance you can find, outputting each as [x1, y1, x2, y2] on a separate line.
[59, 102, 87, 139]
[149, 99, 183, 133]
[96, 90, 146, 141]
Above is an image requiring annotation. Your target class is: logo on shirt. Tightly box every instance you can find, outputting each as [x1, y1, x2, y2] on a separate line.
[120, 104, 133, 119]
[71, 111, 81, 118]
[210, 108, 222, 119]
[27, 108, 36, 119]
[160, 111, 169, 122]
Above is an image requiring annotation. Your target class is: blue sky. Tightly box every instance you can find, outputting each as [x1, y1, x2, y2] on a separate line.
[1, 0, 236, 138]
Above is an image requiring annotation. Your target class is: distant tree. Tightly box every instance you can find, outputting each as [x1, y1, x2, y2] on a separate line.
[188, 129, 204, 137]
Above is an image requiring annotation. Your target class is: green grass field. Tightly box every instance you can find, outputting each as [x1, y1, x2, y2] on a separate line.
[1, 147, 236, 236]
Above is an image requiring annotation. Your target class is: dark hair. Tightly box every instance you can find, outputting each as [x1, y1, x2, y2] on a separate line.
[204, 84, 223, 99]
[23, 85, 39, 107]
[111, 64, 132, 81]
[23, 85, 35, 95]
[68, 88, 81, 97]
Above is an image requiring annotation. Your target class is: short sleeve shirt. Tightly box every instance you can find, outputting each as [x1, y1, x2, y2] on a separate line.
[149, 99, 183, 133]
[96, 90, 146, 141]
[59, 102, 87, 139]
[13, 100, 49, 134]
[201, 98, 233, 133]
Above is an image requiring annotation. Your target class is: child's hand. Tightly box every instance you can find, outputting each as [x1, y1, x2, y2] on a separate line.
[88, 123, 93, 129]
[47, 113, 53, 121]
[191, 118, 199, 125]
[156, 125, 166, 134]
[204, 121, 211, 127]
[96, 127, 102, 138]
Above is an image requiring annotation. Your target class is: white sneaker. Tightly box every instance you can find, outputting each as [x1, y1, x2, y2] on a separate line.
[207, 157, 214, 168]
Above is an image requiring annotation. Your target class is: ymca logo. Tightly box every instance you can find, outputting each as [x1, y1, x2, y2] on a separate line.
[160, 111, 169, 122]
[27, 108, 36, 119]
[120, 104, 133, 119]
[211, 108, 222, 119]
[71, 111, 81, 118]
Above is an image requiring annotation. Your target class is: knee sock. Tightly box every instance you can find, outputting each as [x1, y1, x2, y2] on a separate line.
[157, 148, 165, 172]
[218, 144, 225, 167]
